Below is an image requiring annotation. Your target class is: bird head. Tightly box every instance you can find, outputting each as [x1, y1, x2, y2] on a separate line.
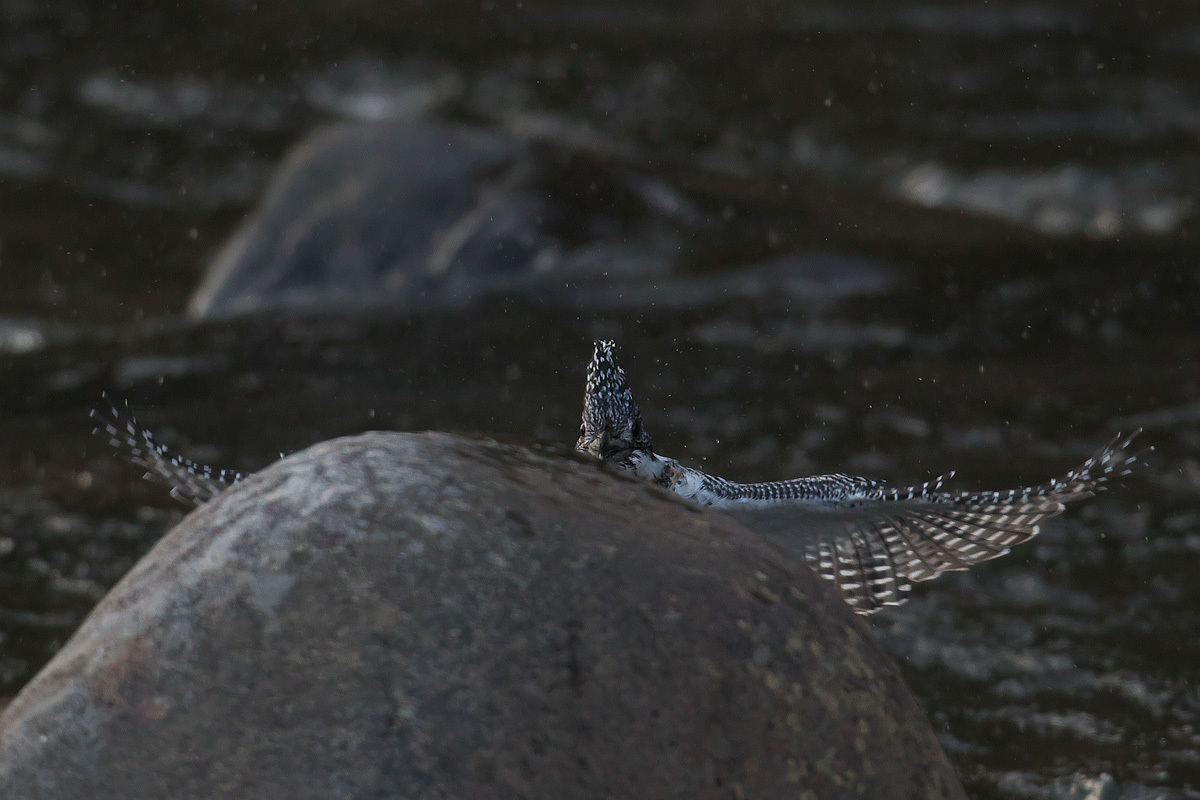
[576, 340, 653, 464]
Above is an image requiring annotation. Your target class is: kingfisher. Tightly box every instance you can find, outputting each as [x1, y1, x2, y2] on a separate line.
[93, 344, 1144, 614]
[577, 340, 1144, 613]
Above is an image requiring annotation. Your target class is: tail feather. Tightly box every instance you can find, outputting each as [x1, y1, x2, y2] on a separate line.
[90, 393, 244, 506]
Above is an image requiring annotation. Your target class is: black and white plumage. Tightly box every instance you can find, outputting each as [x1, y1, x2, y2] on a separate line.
[90, 393, 245, 506]
[576, 340, 1145, 614]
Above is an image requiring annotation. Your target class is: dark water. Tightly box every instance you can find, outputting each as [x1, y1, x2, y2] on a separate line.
[2, 1, 1199, 797]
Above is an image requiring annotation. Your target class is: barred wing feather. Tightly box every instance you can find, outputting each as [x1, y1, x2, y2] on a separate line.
[722, 431, 1143, 613]
[90, 393, 245, 506]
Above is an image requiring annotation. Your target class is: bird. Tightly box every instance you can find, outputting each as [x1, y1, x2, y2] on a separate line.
[92, 344, 1145, 616]
[576, 340, 1145, 614]
[90, 393, 246, 506]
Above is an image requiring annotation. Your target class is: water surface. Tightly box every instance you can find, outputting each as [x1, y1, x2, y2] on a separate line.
[1, 1, 1198, 797]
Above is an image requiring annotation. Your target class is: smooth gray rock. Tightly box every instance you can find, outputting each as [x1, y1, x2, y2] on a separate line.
[185, 117, 686, 319]
[187, 120, 539, 318]
[0, 432, 966, 799]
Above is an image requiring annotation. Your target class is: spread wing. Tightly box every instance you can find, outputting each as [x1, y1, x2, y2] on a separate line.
[719, 432, 1145, 614]
[91, 393, 245, 506]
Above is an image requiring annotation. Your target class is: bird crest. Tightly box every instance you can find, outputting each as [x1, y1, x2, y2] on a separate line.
[576, 340, 653, 463]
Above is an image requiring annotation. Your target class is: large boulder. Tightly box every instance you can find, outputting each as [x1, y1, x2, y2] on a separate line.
[0, 432, 966, 799]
